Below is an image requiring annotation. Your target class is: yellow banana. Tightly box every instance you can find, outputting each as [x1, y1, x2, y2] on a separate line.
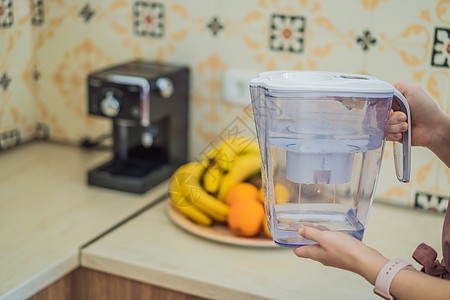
[169, 168, 212, 226]
[192, 201, 227, 222]
[180, 162, 230, 222]
[216, 137, 260, 171]
[202, 163, 223, 195]
[218, 153, 262, 201]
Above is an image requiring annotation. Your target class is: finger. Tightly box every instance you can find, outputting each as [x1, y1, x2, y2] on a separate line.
[316, 225, 330, 231]
[386, 132, 402, 141]
[291, 244, 321, 259]
[389, 111, 407, 124]
[390, 79, 407, 96]
[298, 226, 322, 243]
[386, 122, 408, 134]
[391, 79, 416, 99]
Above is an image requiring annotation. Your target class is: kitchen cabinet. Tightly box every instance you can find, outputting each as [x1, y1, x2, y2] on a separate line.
[28, 268, 206, 300]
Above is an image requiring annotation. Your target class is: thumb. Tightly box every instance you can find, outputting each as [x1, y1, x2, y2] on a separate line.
[390, 79, 409, 97]
[298, 226, 321, 243]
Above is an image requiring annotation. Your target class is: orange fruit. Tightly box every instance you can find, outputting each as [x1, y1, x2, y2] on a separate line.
[227, 199, 264, 237]
[224, 182, 259, 206]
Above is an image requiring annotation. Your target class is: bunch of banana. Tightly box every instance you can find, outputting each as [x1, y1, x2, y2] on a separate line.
[169, 136, 263, 226]
[199, 136, 262, 200]
[169, 161, 229, 225]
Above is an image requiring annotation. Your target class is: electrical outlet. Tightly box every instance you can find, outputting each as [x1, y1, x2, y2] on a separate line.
[222, 69, 257, 105]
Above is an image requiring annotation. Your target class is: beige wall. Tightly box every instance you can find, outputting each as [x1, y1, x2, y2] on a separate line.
[1, 0, 449, 208]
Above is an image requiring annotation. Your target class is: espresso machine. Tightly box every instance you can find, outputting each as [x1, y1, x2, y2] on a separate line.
[87, 60, 189, 194]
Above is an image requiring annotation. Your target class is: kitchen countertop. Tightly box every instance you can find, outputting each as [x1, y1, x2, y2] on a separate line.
[0, 141, 169, 300]
[82, 198, 444, 300]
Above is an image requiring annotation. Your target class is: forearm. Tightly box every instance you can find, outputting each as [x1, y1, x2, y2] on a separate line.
[390, 268, 450, 300]
[353, 246, 450, 300]
[428, 113, 450, 169]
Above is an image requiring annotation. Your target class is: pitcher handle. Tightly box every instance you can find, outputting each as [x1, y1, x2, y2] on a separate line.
[392, 88, 411, 183]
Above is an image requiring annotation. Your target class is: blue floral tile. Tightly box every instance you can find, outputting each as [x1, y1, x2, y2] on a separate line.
[431, 27, 450, 68]
[134, 1, 164, 38]
[0, 0, 13, 28]
[31, 0, 44, 26]
[269, 14, 305, 54]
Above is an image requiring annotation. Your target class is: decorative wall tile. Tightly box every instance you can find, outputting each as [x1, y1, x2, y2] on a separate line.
[79, 3, 95, 23]
[206, 16, 224, 36]
[33, 1, 89, 75]
[0, 0, 448, 207]
[356, 30, 377, 52]
[269, 14, 305, 54]
[415, 191, 448, 213]
[0, 72, 11, 91]
[0, 128, 20, 150]
[431, 27, 450, 68]
[30, 0, 44, 26]
[133, 1, 164, 38]
[0, 0, 13, 28]
[31, 65, 40, 83]
[85, 1, 132, 62]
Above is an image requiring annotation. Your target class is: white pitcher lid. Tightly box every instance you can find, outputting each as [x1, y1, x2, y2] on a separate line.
[250, 71, 394, 94]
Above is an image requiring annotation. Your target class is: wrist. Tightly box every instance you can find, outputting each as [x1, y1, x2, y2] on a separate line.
[373, 259, 415, 300]
[354, 246, 389, 285]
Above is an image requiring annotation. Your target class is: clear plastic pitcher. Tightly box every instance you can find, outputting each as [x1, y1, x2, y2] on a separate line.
[250, 71, 411, 247]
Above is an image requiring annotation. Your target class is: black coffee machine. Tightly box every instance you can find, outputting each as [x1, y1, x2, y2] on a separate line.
[87, 60, 189, 194]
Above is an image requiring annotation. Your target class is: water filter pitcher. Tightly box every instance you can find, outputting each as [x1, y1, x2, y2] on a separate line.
[250, 71, 411, 247]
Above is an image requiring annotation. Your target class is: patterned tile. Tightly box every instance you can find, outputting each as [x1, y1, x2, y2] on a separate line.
[31, 0, 45, 26]
[133, 1, 164, 38]
[269, 14, 306, 54]
[414, 191, 448, 213]
[356, 30, 377, 52]
[0, 72, 11, 91]
[431, 27, 450, 68]
[31, 65, 41, 84]
[79, 3, 95, 23]
[0, 0, 13, 28]
[206, 16, 224, 36]
[0, 0, 447, 209]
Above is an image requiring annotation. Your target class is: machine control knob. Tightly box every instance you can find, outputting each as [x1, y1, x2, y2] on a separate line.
[155, 78, 174, 98]
[100, 91, 120, 117]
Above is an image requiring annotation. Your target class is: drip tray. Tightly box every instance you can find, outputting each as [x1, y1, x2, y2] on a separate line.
[99, 159, 165, 178]
[88, 158, 174, 194]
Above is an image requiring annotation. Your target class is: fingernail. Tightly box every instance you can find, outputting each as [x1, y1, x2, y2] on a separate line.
[399, 124, 407, 131]
[298, 227, 305, 237]
[397, 115, 405, 122]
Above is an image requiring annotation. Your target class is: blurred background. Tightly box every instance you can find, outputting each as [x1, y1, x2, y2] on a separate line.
[0, 0, 449, 208]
